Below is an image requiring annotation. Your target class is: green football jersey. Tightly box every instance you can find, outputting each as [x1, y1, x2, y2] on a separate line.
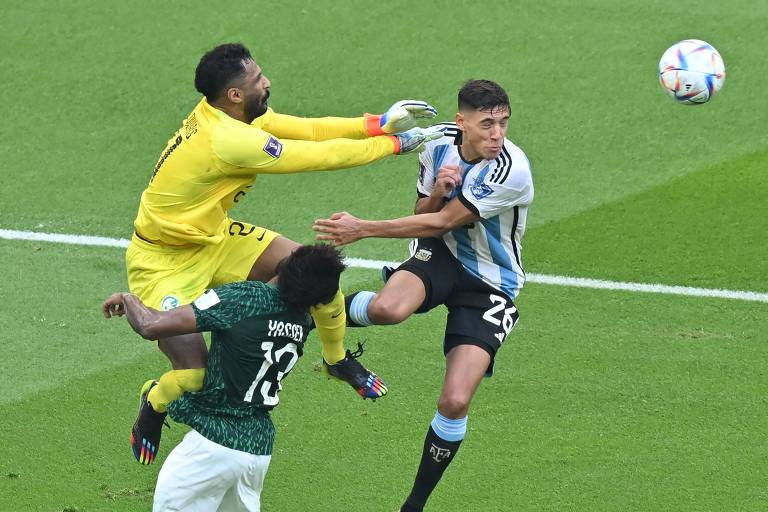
[168, 281, 311, 455]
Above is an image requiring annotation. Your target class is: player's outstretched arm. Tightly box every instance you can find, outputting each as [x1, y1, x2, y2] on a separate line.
[261, 100, 437, 142]
[313, 198, 480, 246]
[393, 126, 447, 155]
[102, 293, 198, 340]
[217, 125, 445, 176]
[365, 100, 438, 136]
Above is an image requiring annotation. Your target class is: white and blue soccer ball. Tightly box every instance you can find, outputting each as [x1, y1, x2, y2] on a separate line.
[658, 39, 726, 105]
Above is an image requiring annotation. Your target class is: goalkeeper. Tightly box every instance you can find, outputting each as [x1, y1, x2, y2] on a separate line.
[125, 42, 443, 465]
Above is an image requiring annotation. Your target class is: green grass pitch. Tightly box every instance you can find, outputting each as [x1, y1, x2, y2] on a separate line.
[1, 1, 766, 510]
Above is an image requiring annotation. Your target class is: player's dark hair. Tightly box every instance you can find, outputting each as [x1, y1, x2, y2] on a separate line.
[195, 43, 253, 102]
[277, 244, 347, 311]
[458, 79, 510, 112]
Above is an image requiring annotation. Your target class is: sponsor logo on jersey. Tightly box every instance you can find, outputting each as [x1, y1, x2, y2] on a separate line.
[160, 295, 180, 311]
[415, 248, 432, 262]
[429, 443, 451, 462]
[470, 179, 494, 200]
[263, 136, 283, 158]
[152, 134, 183, 181]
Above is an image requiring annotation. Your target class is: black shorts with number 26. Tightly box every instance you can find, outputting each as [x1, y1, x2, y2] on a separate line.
[394, 237, 520, 367]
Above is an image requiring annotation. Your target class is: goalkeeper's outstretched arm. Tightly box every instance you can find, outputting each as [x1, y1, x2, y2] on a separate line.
[261, 100, 437, 141]
[216, 125, 445, 176]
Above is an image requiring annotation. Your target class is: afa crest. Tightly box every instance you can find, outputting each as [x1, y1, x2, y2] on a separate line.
[470, 180, 493, 200]
[415, 249, 432, 262]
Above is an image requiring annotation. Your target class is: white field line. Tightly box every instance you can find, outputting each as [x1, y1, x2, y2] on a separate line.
[2, 229, 767, 303]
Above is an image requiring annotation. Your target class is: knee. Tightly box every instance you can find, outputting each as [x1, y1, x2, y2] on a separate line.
[368, 295, 410, 324]
[438, 393, 471, 419]
[174, 368, 206, 393]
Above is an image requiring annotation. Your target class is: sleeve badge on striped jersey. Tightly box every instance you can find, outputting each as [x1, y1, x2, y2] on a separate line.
[470, 180, 494, 200]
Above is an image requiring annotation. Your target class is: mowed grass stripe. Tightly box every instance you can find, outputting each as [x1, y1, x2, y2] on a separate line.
[0, 241, 142, 406]
[527, 148, 768, 294]
[1, 228, 767, 303]
[2, 273, 765, 512]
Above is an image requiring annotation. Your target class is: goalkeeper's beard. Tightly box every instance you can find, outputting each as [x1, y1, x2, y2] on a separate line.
[244, 92, 269, 122]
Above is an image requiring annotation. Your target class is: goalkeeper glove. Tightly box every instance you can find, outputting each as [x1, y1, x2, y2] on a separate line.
[366, 100, 437, 135]
[392, 125, 446, 154]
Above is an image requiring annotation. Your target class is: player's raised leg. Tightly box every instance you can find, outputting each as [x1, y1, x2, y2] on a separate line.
[400, 344, 490, 512]
[125, 238, 213, 464]
[151, 335, 208, 410]
[245, 235, 388, 399]
[345, 269, 426, 327]
[131, 334, 207, 465]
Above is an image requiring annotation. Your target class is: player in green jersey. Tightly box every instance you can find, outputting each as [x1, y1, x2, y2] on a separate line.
[102, 244, 364, 511]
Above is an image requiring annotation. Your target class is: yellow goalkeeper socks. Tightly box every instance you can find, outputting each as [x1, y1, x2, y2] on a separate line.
[310, 290, 347, 364]
[147, 368, 205, 413]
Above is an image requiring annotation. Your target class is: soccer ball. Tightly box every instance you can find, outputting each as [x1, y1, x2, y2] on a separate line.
[658, 39, 726, 105]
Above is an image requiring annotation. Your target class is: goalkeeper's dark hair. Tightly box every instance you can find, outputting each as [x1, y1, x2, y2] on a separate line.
[195, 43, 253, 102]
[458, 79, 510, 113]
[277, 244, 347, 311]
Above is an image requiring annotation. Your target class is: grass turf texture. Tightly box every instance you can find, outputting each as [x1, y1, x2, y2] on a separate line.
[1, 266, 765, 510]
[1, 0, 766, 510]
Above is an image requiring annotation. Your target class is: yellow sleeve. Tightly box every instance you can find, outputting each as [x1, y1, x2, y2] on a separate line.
[212, 123, 398, 176]
[253, 107, 377, 141]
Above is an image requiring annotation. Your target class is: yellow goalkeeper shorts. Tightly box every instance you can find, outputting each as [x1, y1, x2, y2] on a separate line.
[126, 219, 279, 310]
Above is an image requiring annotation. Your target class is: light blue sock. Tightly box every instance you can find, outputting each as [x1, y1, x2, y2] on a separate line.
[349, 291, 375, 327]
[430, 411, 467, 442]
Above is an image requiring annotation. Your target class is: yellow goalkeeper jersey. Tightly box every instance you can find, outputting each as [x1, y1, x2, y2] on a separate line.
[133, 99, 396, 246]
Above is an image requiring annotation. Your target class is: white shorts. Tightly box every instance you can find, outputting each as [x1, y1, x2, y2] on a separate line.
[153, 430, 271, 512]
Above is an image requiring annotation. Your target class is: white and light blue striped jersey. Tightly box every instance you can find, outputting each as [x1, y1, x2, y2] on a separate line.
[416, 123, 534, 300]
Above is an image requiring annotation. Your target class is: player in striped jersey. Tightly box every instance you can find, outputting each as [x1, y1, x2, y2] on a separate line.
[313, 80, 533, 512]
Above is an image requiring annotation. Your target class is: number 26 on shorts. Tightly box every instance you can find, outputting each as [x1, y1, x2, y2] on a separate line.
[482, 294, 518, 338]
